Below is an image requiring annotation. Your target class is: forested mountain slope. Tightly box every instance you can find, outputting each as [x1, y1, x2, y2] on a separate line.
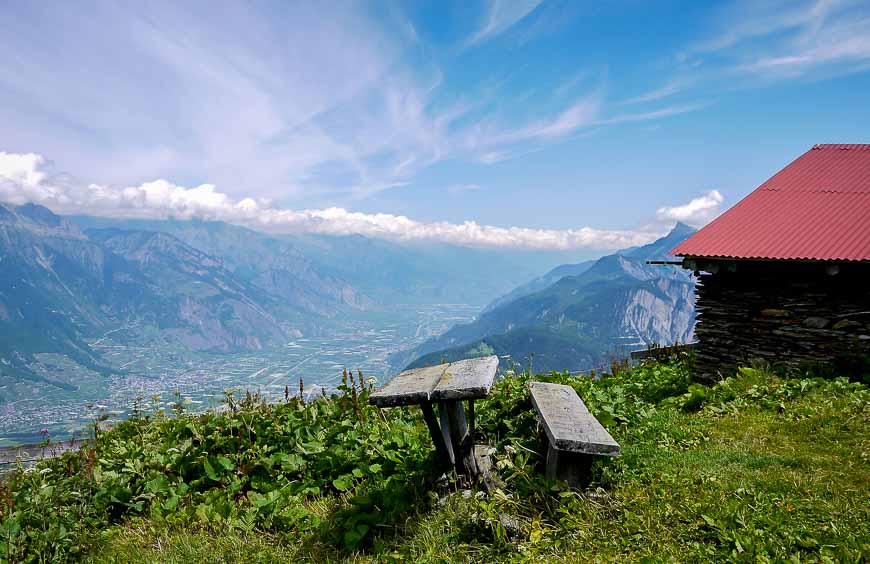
[399, 223, 697, 373]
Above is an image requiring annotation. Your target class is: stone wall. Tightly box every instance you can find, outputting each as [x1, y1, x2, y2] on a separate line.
[692, 260, 870, 382]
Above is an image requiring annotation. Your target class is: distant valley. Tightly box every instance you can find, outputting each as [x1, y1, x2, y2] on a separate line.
[0, 202, 697, 442]
[0, 203, 574, 442]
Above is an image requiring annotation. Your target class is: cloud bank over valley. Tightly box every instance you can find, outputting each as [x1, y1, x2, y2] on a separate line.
[1, 150, 721, 251]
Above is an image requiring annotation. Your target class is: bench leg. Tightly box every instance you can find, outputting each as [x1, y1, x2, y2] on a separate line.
[546, 442, 593, 488]
[545, 443, 559, 481]
[420, 401, 453, 469]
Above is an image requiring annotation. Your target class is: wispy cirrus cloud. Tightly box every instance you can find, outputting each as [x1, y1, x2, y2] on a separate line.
[464, 93, 702, 165]
[736, 15, 870, 76]
[0, 150, 714, 250]
[692, 0, 838, 53]
[617, 0, 870, 128]
[465, 0, 544, 46]
[691, 0, 870, 79]
[477, 93, 603, 146]
[0, 1, 711, 208]
[601, 103, 709, 126]
[620, 78, 693, 105]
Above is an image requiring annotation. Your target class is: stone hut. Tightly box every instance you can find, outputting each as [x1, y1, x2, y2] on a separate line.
[672, 144, 870, 381]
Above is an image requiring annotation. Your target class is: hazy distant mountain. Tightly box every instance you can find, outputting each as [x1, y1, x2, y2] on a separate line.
[86, 228, 291, 351]
[399, 223, 697, 373]
[289, 234, 565, 307]
[74, 216, 571, 308]
[482, 259, 597, 313]
[0, 204, 306, 393]
[73, 217, 375, 317]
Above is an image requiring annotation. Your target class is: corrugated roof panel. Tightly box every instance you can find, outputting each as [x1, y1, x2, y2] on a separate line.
[672, 144, 870, 261]
[759, 144, 870, 194]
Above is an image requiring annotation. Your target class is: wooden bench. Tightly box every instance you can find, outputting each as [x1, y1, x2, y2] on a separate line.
[370, 356, 499, 477]
[528, 381, 620, 486]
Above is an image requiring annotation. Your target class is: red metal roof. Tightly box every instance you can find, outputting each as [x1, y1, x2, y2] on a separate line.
[672, 144, 870, 261]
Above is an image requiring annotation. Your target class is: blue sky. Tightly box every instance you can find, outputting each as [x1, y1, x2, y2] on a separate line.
[1, 0, 869, 250]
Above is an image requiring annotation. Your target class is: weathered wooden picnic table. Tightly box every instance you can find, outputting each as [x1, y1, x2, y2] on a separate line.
[369, 356, 499, 477]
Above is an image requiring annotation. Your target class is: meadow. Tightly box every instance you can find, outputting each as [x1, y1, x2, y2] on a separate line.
[1, 358, 867, 562]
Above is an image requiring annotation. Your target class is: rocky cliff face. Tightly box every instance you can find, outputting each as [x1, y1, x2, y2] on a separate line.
[618, 278, 696, 349]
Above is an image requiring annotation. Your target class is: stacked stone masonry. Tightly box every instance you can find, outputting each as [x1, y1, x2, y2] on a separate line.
[692, 261, 870, 382]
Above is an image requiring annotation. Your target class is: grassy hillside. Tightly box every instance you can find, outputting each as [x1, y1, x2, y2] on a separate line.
[1, 360, 867, 562]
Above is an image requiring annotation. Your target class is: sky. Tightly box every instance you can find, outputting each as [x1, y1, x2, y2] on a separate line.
[1, 0, 869, 251]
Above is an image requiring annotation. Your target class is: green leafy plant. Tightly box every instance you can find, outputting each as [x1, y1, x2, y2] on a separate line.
[1, 357, 867, 562]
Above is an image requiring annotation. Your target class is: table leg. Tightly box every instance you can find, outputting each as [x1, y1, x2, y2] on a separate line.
[436, 402, 455, 465]
[420, 401, 452, 468]
[444, 400, 477, 476]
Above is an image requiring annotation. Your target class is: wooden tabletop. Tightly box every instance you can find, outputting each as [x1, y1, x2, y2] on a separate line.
[370, 356, 499, 407]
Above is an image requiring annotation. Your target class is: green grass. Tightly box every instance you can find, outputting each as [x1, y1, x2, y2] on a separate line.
[2, 361, 868, 562]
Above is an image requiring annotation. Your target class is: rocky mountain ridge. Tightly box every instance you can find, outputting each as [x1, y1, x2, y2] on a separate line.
[0, 204, 315, 390]
[397, 223, 697, 373]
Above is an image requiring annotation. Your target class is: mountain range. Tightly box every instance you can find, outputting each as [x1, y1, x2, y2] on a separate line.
[0, 201, 697, 401]
[0, 204, 313, 390]
[72, 216, 567, 309]
[395, 223, 697, 373]
[0, 204, 572, 394]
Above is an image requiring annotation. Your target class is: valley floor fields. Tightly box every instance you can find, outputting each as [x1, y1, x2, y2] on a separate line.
[0, 304, 477, 445]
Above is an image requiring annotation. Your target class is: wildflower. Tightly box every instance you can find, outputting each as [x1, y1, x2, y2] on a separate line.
[40, 428, 50, 436]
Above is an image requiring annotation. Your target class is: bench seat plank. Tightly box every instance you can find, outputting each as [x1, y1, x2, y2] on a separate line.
[432, 356, 499, 401]
[528, 382, 620, 456]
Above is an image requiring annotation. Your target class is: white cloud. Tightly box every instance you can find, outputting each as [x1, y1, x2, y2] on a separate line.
[0, 152, 47, 188]
[0, 150, 711, 251]
[656, 190, 724, 227]
[466, 0, 543, 46]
